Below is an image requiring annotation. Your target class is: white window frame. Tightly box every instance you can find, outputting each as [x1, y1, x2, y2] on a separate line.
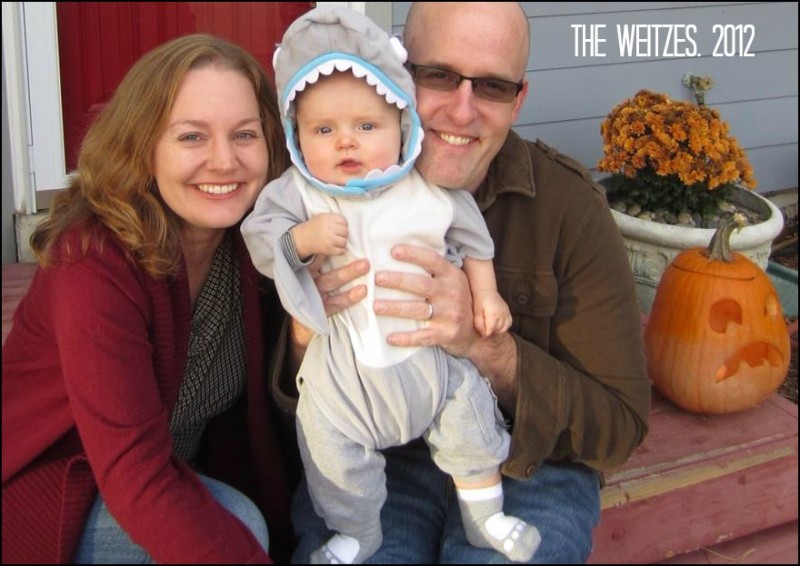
[3, 2, 67, 214]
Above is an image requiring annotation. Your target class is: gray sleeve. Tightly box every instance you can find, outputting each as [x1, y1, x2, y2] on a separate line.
[444, 189, 495, 261]
[241, 171, 329, 335]
[241, 170, 307, 277]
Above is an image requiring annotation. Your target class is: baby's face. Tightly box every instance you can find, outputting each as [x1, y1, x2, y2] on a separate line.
[296, 72, 402, 185]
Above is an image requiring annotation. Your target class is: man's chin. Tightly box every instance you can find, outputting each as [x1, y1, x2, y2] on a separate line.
[418, 159, 480, 192]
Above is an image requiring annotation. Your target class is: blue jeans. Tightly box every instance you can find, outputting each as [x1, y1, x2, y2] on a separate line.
[74, 474, 269, 563]
[292, 440, 600, 564]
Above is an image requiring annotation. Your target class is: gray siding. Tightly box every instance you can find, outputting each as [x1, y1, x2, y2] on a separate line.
[392, 2, 798, 194]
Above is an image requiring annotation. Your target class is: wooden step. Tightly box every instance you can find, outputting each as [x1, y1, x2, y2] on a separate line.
[590, 391, 798, 563]
[655, 520, 798, 564]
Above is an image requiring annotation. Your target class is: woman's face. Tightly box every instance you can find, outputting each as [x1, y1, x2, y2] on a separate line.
[152, 65, 268, 235]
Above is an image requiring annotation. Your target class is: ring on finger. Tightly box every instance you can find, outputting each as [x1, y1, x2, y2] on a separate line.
[425, 302, 435, 321]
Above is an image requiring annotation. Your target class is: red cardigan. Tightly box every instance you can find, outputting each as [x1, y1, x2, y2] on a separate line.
[2, 225, 293, 563]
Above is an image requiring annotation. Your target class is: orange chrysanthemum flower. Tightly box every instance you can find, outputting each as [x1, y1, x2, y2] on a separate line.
[598, 90, 757, 215]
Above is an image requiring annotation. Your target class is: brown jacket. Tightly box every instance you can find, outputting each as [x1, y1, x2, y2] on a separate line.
[478, 131, 649, 479]
[268, 131, 650, 482]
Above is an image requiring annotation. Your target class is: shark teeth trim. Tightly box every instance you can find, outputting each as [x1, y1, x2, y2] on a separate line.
[284, 59, 407, 114]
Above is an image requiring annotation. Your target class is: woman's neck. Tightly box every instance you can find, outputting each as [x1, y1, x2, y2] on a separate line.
[181, 228, 226, 308]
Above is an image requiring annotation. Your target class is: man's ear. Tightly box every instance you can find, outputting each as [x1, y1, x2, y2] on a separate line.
[511, 80, 529, 124]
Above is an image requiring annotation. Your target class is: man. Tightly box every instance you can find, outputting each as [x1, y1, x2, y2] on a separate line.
[276, 3, 650, 563]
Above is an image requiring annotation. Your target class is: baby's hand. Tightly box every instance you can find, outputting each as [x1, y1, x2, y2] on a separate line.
[292, 213, 348, 258]
[474, 291, 512, 337]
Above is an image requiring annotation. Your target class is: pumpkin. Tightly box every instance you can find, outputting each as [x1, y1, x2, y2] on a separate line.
[644, 215, 790, 414]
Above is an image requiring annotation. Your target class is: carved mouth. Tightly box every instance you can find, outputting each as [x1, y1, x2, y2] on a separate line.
[715, 342, 786, 382]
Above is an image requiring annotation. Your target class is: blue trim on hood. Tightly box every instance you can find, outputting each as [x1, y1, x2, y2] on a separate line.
[282, 52, 422, 198]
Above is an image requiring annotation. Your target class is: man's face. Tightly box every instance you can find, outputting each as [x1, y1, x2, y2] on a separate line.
[406, 3, 529, 193]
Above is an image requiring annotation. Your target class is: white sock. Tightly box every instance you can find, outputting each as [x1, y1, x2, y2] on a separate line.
[457, 483, 504, 502]
[310, 534, 360, 564]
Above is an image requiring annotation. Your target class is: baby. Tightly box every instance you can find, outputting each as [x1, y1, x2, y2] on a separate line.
[242, 6, 540, 564]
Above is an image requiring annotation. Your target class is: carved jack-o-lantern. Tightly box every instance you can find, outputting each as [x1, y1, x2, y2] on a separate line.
[645, 216, 790, 414]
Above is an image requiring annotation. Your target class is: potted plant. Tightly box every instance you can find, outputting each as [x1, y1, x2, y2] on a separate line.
[597, 89, 784, 311]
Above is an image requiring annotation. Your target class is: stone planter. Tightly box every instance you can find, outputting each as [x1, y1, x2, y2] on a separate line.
[608, 185, 785, 313]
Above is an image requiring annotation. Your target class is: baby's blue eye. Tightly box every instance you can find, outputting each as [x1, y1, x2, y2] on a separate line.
[318, 126, 332, 134]
[360, 123, 374, 131]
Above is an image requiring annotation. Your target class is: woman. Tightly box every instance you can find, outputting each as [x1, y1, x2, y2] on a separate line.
[2, 34, 292, 563]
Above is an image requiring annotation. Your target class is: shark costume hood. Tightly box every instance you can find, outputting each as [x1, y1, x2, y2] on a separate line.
[273, 5, 423, 198]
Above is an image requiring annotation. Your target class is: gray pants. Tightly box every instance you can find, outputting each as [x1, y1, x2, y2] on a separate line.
[296, 337, 510, 541]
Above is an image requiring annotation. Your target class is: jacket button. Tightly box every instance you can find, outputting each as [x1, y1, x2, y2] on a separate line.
[526, 463, 537, 475]
[516, 294, 530, 305]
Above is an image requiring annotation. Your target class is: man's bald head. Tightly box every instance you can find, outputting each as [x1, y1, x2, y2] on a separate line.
[404, 2, 530, 75]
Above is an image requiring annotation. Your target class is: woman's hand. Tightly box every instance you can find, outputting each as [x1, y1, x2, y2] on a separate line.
[373, 244, 479, 358]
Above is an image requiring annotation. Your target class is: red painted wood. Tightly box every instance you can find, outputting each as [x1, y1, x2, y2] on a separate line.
[655, 520, 798, 564]
[56, 2, 313, 171]
[610, 391, 797, 474]
[590, 391, 798, 564]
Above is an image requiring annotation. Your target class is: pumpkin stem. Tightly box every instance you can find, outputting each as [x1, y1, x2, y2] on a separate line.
[706, 213, 746, 262]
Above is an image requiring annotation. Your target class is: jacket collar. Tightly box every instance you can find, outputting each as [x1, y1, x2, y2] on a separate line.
[475, 130, 535, 211]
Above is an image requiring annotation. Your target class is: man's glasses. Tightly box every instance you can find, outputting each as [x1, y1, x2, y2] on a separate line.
[407, 63, 523, 103]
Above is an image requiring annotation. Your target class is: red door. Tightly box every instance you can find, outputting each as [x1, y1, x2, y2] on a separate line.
[56, 2, 313, 171]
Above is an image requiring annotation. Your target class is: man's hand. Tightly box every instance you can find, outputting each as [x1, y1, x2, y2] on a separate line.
[373, 244, 519, 413]
[308, 256, 370, 317]
[373, 244, 479, 358]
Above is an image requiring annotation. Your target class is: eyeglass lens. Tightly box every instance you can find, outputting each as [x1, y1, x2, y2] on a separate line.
[411, 65, 521, 103]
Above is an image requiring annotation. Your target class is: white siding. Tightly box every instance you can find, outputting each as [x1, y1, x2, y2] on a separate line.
[392, 2, 798, 194]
